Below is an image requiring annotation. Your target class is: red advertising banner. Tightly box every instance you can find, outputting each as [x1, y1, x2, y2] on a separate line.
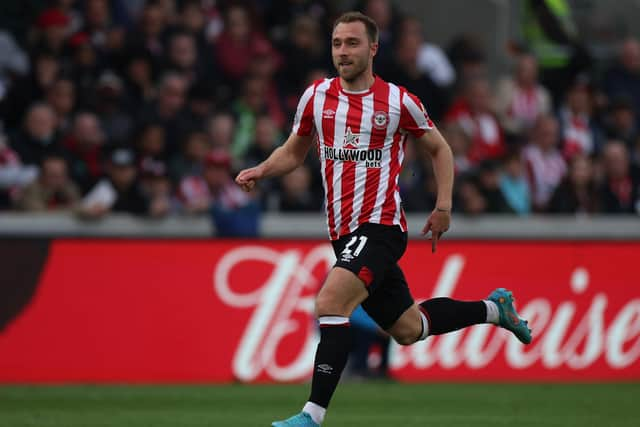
[0, 239, 638, 383]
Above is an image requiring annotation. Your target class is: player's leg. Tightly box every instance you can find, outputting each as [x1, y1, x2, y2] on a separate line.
[387, 290, 532, 345]
[272, 267, 368, 427]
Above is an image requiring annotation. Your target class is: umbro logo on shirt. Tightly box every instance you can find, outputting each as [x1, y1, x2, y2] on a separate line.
[323, 109, 336, 118]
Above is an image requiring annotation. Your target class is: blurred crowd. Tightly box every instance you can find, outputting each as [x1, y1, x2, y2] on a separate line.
[0, 0, 639, 235]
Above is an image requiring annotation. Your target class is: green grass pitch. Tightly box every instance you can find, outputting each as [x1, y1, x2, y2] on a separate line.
[1, 382, 639, 426]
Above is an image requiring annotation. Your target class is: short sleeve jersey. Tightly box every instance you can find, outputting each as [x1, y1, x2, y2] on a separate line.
[292, 75, 434, 240]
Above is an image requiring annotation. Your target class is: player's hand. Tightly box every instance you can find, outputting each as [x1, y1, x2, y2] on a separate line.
[235, 166, 263, 192]
[422, 207, 451, 253]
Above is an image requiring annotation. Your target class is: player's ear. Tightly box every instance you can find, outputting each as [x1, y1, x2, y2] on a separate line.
[370, 42, 378, 57]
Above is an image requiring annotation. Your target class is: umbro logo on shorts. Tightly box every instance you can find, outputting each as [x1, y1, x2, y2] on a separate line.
[317, 364, 333, 374]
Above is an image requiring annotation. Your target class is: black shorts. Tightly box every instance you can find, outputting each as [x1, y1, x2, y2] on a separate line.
[331, 223, 414, 330]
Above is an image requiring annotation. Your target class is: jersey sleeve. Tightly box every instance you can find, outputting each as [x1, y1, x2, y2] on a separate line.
[399, 90, 435, 138]
[291, 83, 316, 136]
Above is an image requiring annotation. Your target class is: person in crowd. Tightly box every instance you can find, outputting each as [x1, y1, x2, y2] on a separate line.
[445, 77, 506, 165]
[381, 20, 447, 121]
[205, 149, 260, 236]
[170, 130, 210, 184]
[598, 140, 640, 214]
[15, 154, 80, 211]
[207, 111, 235, 150]
[78, 147, 149, 218]
[499, 151, 531, 215]
[557, 74, 603, 160]
[214, 4, 277, 85]
[93, 70, 133, 146]
[62, 112, 106, 193]
[346, 305, 391, 380]
[45, 77, 76, 133]
[10, 103, 62, 166]
[495, 53, 552, 143]
[277, 165, 322, 212]
[140, 72, 190, 156]
[138, 156, 172, 218]
[0, 132, 37, 209]
[476, 159, 513, 213]
[604, 96, 638, 148]
[523, 115, 567, 211]
[602, 37, 640, 122]
[0, 51, 60, 130]
[547, 154, 599, 214]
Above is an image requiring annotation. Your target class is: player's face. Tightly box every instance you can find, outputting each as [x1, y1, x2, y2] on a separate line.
[332, 22, 377, 82]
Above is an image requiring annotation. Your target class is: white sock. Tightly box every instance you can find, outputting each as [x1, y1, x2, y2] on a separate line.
[303, 401, 326, 425]
[484, 300, 499, 324]
[418, 310, 429, 340]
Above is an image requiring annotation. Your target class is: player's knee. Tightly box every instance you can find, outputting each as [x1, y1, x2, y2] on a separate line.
[393, 333, 418, 345]
[315, 292, 345, 317]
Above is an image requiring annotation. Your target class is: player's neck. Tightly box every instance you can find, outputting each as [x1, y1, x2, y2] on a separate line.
[340, 71, 375, 93]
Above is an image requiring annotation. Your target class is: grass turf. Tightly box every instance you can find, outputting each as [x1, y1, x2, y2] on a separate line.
[0, 382, 639, 427]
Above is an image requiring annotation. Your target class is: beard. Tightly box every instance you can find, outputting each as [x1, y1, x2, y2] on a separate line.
[334, 57, 368, 82]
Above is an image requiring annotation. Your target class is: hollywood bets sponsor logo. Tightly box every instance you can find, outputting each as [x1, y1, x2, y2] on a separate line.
[213, 246, 640, 382]
[323, 146, 383, 168]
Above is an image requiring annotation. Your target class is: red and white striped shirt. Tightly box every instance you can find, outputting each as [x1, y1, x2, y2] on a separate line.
[292, 75, 433, 240]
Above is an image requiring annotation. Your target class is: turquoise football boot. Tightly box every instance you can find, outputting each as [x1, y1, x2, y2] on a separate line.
[271, 412, 320, 427]
[487, 288, 532, 344]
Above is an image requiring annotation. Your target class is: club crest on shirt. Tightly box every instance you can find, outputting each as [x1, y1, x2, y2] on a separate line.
[372, 111, 389, 130]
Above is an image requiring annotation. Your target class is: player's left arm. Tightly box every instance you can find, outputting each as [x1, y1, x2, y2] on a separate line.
[415, 126, 454, 252]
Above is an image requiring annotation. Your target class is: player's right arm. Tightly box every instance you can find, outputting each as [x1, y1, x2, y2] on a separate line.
[235, 133, 314, 192]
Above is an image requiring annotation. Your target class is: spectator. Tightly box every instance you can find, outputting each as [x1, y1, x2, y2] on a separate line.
[346, 305, 391, 380]
[398, 138, 432, 212]
[445, 78, 506, 165]
[170, 130, 210, 183]
[499, 151, 531, 215]
[548, 154, 599, 214]
[0, 30, 29, 104]
[215, 4, 276, 85]
[0, 51, 60, 130]
[165, 31, 204, 86]
[125, 0, 169, 72]
[602, 38, 640, 122]
[32, 8, 71, 55]
[604, 96, 639, 148]
[442, 123, 472, 175]
[62, 112, 106, 192]
[93, 71, 133, 145]
[207, 111, 235, 149]
[122, 48, 157, 111]
[455, 173, 487, 215]
[15, 154, 80, 211]
[45, 77, 76, 133]
[476, 160, 513, 213]
[278, 15, 331, 103]
[277, 165, 322, 212]
[204, 149, 259, 237]
[231, 76, 279, 161]
[557, 75, 603, 160]
[10, 103, 62, 166]
[138, 157, 172, 218]
[599, 141, 640, 214]
[401, 16, 456, 89]
[0, 132, 37, 209]
[135, 122, 166, 161]
[381, 20, 447, 121]
[495, 53, 552, 142]
[523, 115, 567, 211]
[140, 72, 189, 155]
[78, 147, 149, 218]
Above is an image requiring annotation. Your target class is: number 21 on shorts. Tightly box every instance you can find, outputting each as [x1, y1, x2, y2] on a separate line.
[340, 235, 368, 262]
